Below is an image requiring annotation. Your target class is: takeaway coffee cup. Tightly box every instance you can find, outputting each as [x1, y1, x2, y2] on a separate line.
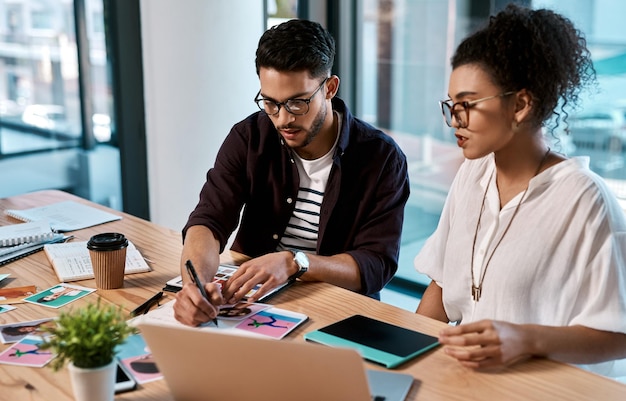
[87, 232, 129, 289]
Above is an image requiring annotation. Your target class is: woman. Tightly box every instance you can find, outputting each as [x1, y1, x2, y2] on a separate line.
[414, 4, 626, 380]
[36, 285, 81, 303]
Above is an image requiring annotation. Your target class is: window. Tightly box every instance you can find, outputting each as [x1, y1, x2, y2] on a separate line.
[264, 1, 626, 300]
[0, 0, 121, 210]
[353, 0, 626, 292]
[266, 0, 299, 28]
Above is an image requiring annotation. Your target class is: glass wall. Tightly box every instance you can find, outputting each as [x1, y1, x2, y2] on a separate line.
[355, 0, 626, 290]
[264, 1, 626, 294]
[266, 0, 298, 28]
[0, 0, 121, 210]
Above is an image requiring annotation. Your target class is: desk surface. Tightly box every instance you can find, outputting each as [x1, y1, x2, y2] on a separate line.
[0, 190, 624, 401]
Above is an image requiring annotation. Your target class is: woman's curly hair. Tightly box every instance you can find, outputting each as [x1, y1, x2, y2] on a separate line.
[451, 3, 596, 133]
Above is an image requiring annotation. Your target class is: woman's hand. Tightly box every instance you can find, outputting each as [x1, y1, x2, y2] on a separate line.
[438, 320, 532, 371]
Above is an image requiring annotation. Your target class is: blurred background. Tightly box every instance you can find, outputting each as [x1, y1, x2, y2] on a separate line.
[0, 0, 623, 309]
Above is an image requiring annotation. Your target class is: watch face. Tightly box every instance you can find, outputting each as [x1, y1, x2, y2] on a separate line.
[294, 251, 309, 269]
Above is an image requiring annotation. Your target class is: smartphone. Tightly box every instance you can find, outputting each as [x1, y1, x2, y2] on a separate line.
[115, 360, 137, 394]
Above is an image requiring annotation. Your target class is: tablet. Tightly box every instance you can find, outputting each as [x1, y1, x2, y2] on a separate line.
[164, 264, 293, 302]
[303, 314, 440, 368]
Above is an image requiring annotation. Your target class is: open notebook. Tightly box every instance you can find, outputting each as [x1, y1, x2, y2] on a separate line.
[137, 321, 415, 401]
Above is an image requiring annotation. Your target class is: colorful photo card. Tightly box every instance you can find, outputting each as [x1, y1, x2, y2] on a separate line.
[0, 335, 55, 367]
[235, 308, 308, 339]
[23, 283, 94, 309]
[0, 285, 38, 305]
[122, 353, 162, 384]
[218, 302, 270, 321]
[116, 333, 162, 384]
[0, 305, 16, 314]
[0, 318, 55, 344]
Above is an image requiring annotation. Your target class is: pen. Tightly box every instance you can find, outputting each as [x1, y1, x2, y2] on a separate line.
[185, 260, 218, 326]
[130, 291, 164, 317]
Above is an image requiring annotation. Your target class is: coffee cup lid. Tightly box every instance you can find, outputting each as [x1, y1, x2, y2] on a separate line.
[87, 233, 129, 251]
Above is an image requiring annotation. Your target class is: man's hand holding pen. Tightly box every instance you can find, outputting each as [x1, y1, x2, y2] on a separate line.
[173, 260, 224, 327]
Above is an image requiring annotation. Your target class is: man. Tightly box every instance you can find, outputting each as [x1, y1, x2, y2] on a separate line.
[174, 19, 409, 326]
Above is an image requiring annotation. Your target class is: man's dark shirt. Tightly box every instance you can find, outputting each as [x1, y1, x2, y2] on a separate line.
[184, 98, 410, 296]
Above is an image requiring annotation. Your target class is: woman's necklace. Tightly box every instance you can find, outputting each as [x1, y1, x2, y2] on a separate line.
[470, 148, 551, 302]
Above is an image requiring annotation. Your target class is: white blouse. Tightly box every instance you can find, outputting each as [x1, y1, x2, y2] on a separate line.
[415, 154, 626, 379]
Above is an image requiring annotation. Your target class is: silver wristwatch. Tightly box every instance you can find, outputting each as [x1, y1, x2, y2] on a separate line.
[290, 250, 309, 280]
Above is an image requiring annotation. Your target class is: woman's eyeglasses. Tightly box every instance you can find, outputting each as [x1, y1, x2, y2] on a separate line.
[439, 91, 515, 128]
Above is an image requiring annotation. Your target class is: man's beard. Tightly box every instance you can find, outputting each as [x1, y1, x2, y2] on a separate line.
[279, 104, 327, 149]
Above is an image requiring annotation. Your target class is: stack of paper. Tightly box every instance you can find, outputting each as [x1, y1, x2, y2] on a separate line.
[130, 300, 308, 340]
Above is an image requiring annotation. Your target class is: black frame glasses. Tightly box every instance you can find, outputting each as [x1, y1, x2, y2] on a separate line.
[439, 91, 516, 128]
[254, 78, 328, 116]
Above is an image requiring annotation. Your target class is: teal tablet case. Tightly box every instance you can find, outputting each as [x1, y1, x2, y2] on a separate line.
[303, 315, 440, 369]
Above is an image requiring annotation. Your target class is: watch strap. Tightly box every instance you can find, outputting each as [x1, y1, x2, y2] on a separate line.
[289, 250, 308, 281]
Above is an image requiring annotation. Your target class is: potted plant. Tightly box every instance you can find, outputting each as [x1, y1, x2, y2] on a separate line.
[40, 299, 136, 401]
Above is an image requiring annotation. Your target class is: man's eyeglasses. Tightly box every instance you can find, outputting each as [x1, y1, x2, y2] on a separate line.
[255, 78, 328, 116]
[439, 91, 515, 128]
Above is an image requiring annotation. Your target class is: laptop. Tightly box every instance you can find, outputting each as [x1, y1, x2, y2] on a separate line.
[137, 321, 415, 401]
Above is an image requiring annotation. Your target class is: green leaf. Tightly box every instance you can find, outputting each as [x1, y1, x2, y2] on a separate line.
[39, 298, 137, 370]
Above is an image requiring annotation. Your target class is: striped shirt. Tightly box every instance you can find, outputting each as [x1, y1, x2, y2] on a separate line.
[278, 114, 341, 253]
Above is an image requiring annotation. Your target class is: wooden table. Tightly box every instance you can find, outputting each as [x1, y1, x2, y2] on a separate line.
[1, 190, 624, 400]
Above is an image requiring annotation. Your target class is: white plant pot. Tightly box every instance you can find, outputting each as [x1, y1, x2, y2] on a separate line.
[68, 360, 116, 401]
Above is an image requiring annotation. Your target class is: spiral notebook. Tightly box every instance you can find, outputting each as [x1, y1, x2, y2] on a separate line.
[0, 220, 60, 247]
[4, 201, 121, 232]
